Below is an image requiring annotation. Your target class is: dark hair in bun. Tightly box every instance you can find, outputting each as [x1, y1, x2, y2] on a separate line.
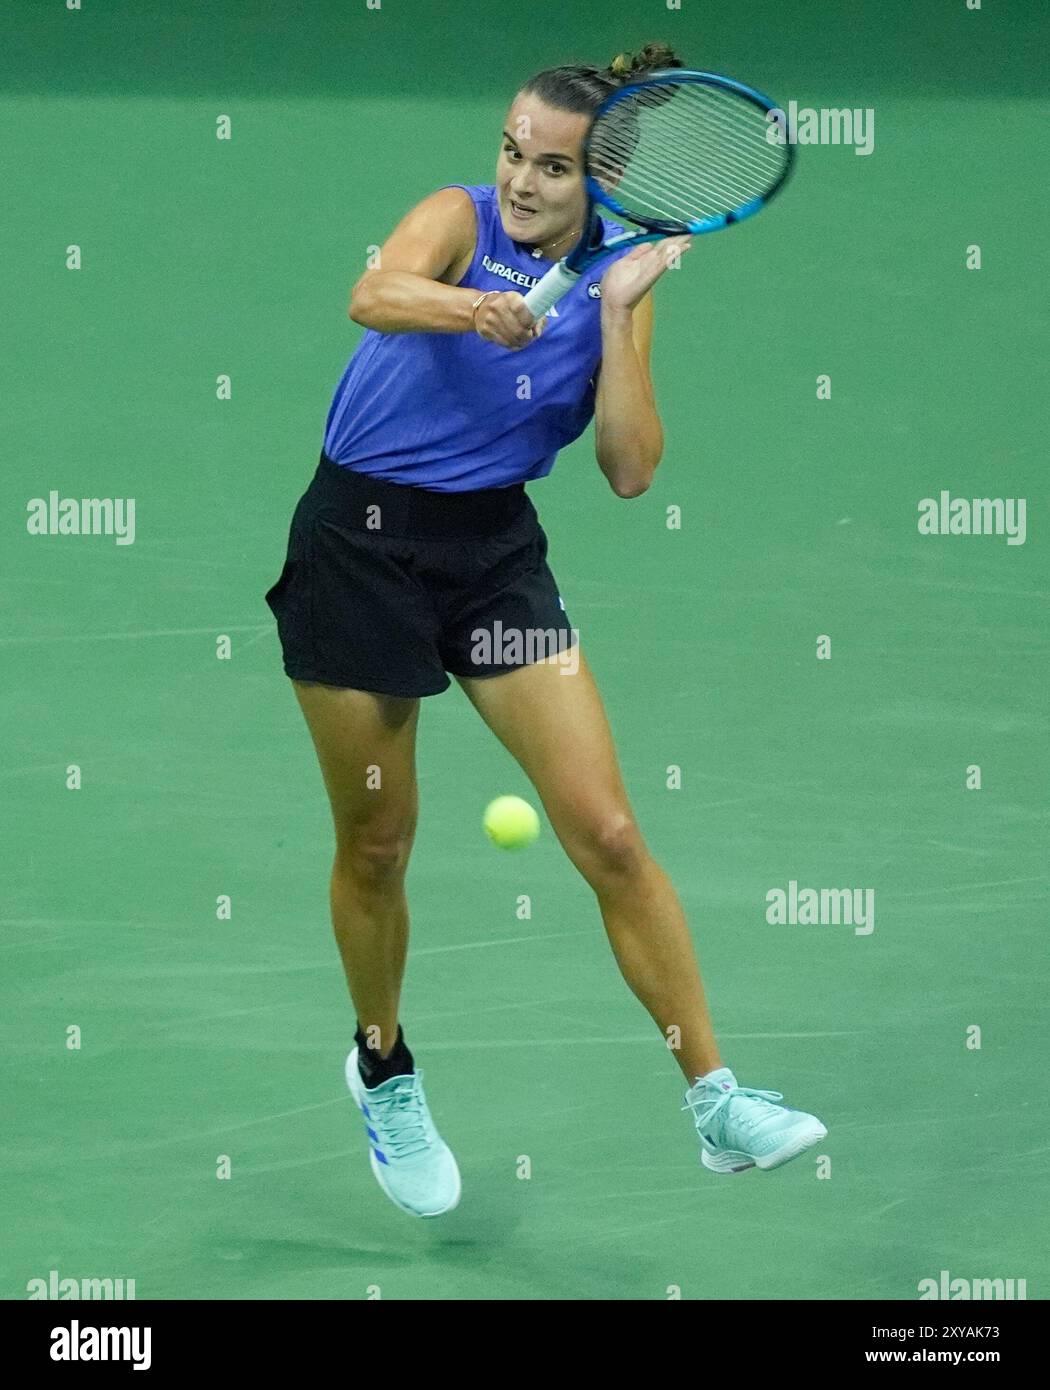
[520, 41, 684, 116]
[607, 42, 683, 83]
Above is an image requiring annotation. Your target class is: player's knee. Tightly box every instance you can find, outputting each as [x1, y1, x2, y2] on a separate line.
[581, 811, 647, 881]
[337, 825, 415, 886]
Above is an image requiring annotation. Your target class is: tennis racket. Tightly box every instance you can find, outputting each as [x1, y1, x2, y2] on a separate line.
[522, 69, 794, 320]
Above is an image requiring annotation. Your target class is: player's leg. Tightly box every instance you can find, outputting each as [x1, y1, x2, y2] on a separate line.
[454, 649, 723, 1084]
[291, 678, 420, 1060]
[266, 456, 465, 1213]
[292, 677, 462, 1213]
[456, 648, 828, 1172]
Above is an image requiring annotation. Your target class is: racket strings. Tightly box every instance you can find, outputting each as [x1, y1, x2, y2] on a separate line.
[589, 81, 789, 225]
[595, 130, 783, 220]
[592, 96, 768, 170]
[593, 84, 784, 178]
[595, 140, 778, 224]
[603, 146, 779, 225]
[593, 98, 783, 215]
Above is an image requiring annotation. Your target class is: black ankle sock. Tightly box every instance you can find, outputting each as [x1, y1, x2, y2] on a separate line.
[355, 1022, 414, 1088]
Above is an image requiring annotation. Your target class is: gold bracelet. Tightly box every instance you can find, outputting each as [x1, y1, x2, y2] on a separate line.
[470, 290, 498, 334]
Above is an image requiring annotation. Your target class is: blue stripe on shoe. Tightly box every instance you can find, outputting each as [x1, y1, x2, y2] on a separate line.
[372, 1148, 388, 1165]
[367, 1126, 379, 1142]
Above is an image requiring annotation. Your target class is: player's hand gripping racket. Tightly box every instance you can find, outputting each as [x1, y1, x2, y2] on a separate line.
[522, 70, 794, 320]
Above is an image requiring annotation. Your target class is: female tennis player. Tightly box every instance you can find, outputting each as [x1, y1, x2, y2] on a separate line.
[265, 42, 827, 1217]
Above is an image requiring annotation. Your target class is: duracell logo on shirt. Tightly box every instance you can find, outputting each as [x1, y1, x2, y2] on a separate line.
[480, 254, 542, 290]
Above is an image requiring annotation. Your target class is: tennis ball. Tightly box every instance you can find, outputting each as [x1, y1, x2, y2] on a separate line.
[483, 795, 540, 850]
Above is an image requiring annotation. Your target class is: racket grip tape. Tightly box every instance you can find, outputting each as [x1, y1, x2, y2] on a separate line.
[522, 262, 581, 319]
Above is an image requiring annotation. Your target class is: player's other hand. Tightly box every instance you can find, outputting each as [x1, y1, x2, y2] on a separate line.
[474, 291, 546, 349]
[600, 237, 692, 313]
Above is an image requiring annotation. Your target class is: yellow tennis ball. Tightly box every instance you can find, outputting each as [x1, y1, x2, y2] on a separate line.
[483, 795, 540, 850]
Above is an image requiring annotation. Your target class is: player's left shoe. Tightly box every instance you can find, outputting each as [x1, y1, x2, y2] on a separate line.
[683, 1067, 827, 1174]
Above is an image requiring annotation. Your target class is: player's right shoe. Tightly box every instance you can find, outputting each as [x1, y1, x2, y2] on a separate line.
[344, 1047, 461, 1217]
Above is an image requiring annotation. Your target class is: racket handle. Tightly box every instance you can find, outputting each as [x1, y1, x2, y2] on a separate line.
[522, 261, 581, 319]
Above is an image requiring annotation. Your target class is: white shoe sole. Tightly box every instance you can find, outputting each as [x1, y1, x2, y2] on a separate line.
[345, 1049, 462, 1218]
[701, 1121, 828, 1175]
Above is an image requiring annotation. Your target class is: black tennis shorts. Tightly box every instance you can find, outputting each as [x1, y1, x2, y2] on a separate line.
[264, 452, 579, 697]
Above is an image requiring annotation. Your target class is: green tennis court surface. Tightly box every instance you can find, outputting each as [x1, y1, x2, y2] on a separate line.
[2, 0, 1046, 1300]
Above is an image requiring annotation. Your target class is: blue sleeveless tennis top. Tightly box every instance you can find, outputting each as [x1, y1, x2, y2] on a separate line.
[321, 184, 628, 493]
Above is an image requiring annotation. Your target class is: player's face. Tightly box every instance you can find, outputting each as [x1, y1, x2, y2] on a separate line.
[497, 95, 589, 248]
